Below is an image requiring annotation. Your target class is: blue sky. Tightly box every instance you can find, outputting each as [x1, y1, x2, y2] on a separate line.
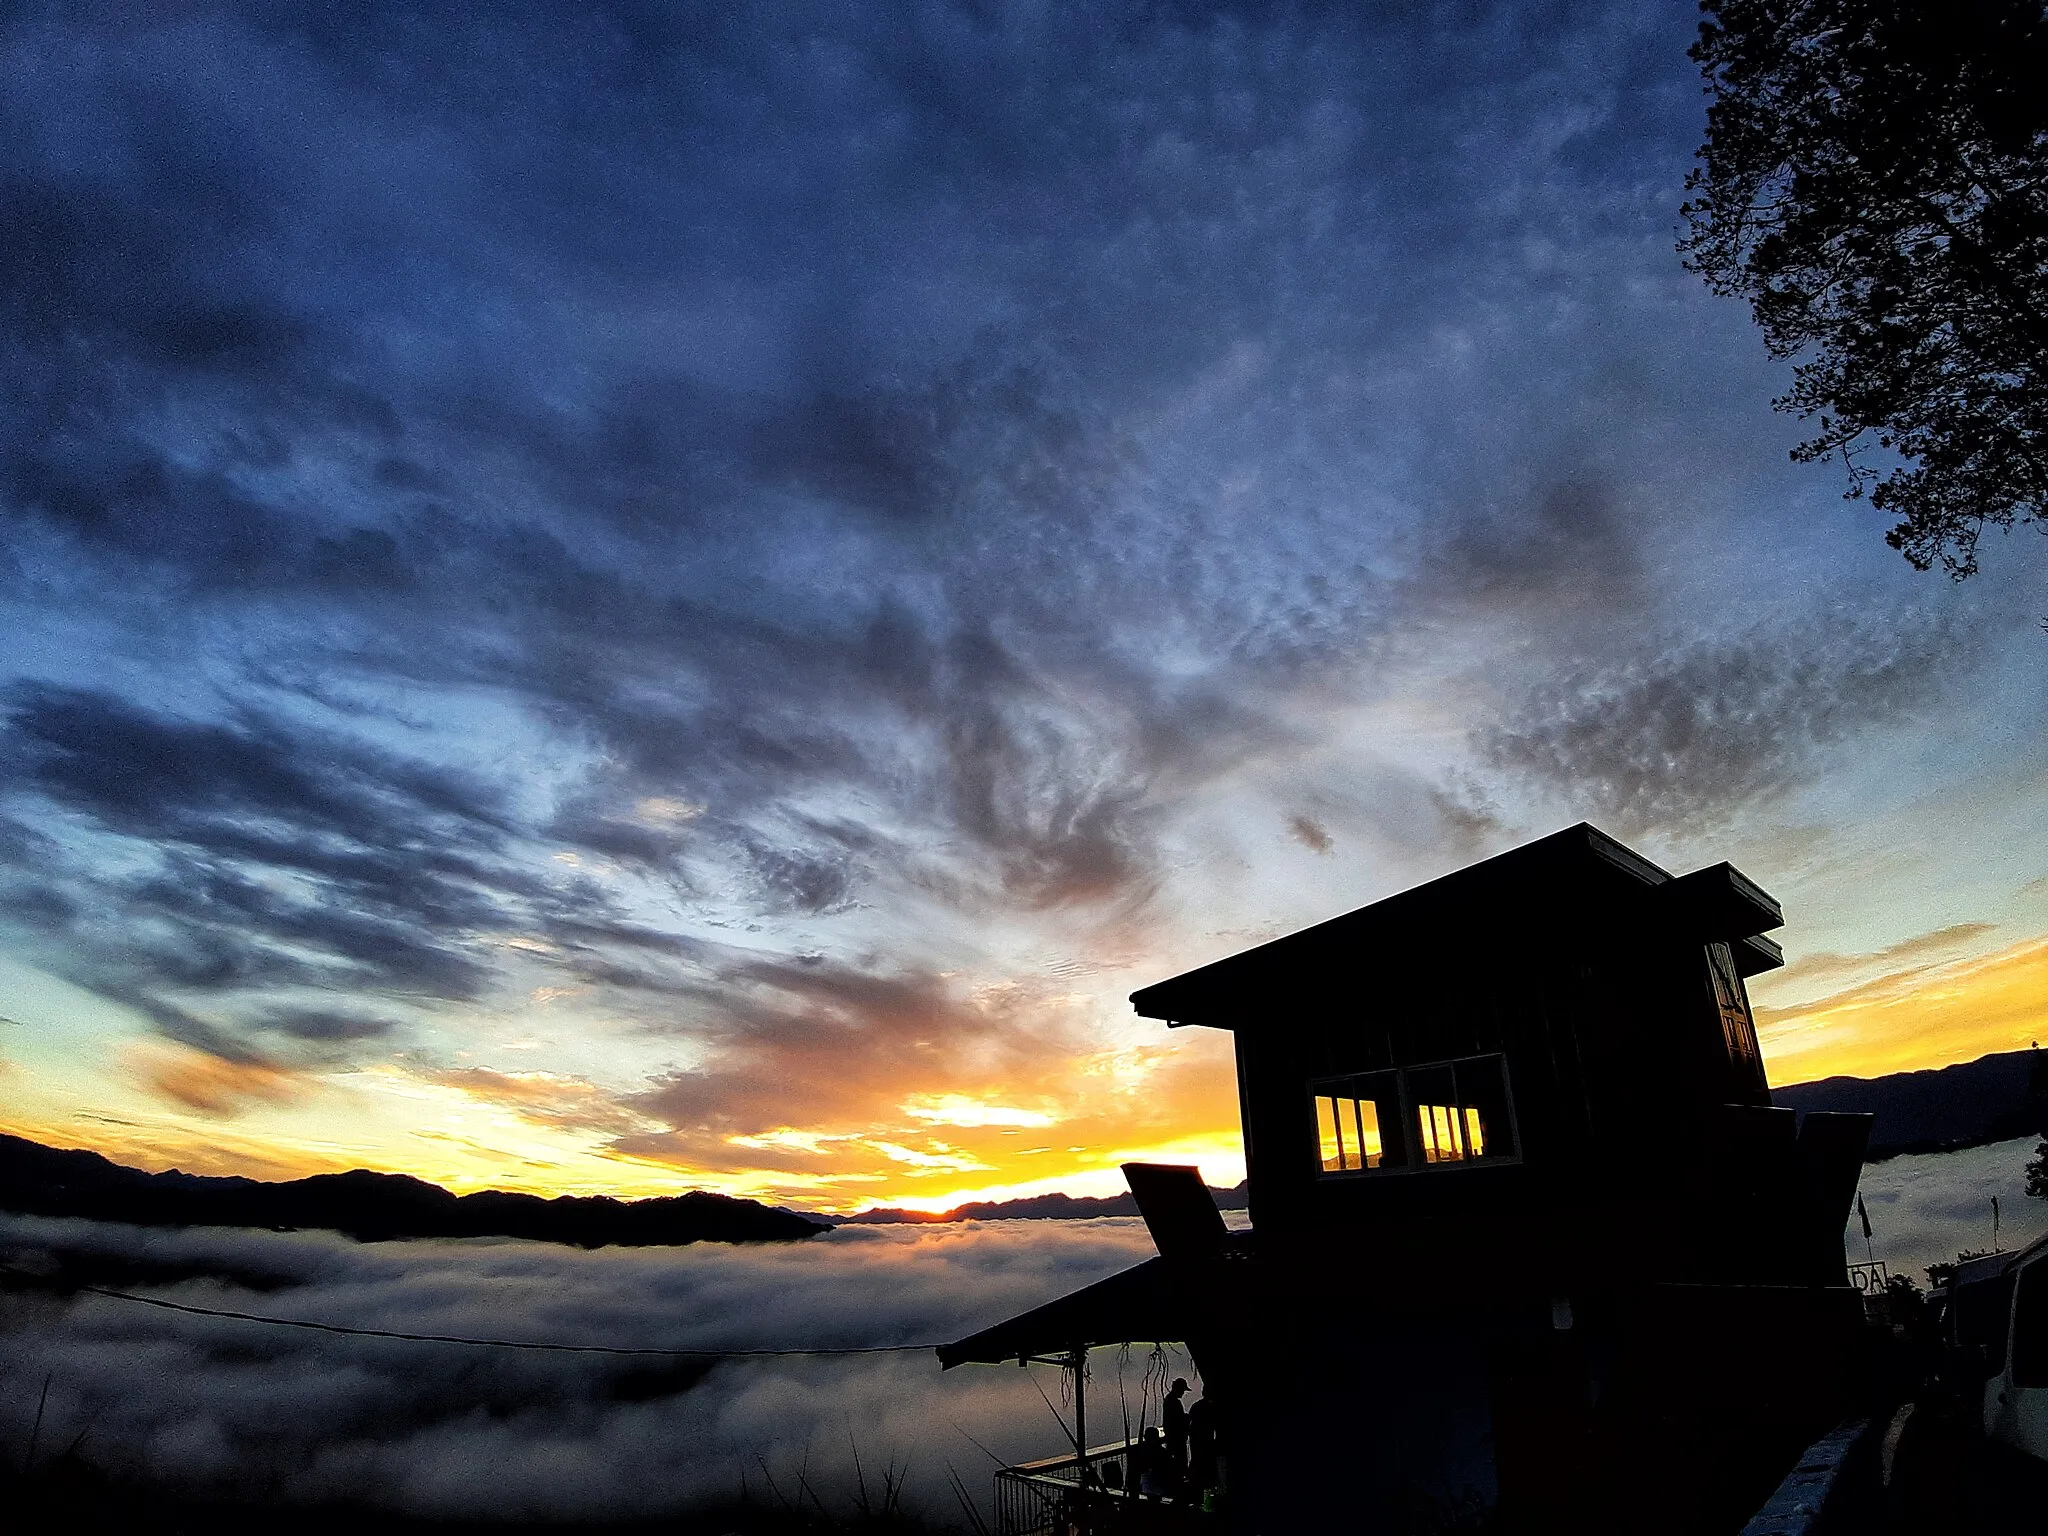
[2, 0, 2045, 1208]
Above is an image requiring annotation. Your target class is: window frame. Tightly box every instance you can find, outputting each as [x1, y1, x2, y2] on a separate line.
[1706, 941, 1764, 1079]
[2009, 1257, 2048, 1389]
[1307, 1052, 1522, 1180]
[1311, 1070, 1400, 1173]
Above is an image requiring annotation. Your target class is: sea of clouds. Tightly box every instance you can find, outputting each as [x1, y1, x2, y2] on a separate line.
[1, 1144, 2039, 1525]
[0, 1213, 1195, 1524]
[1852, 1136, 2048, 1284]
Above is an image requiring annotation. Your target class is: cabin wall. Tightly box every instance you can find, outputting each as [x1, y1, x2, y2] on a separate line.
[1232, 928, 1771, 1238]
[1216, 1309, 1499, 1533]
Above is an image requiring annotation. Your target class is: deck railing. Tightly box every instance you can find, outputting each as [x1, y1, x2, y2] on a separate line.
[993, 1442, 1212, 1536]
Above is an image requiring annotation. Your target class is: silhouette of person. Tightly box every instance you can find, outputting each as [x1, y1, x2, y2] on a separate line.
[1163, 1376, 1191, 1480]
[1135, 1426, 1171, 1498]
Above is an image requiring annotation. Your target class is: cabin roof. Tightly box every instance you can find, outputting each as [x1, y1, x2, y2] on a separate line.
[1130, 822, 1782, 1028]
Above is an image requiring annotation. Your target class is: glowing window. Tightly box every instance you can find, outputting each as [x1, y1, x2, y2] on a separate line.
[1415, 1101, 1487, 1162]
[1313, 1070, 1403, 1172]
[1316, 1081, 1391, 1171]
[1309, 1055, 1516, 1177]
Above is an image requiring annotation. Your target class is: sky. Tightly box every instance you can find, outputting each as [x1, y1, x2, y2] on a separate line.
[1, 0, 2046, 1213]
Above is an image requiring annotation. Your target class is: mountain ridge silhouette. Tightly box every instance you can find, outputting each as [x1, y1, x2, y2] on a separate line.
[835, 1181, 1249, 1224]
[0, 1133, 828, 1245]
[1773, 1047, 2048, 1160]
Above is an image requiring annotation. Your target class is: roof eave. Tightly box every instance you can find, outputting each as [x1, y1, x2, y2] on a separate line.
[936, 1256, 1178, 1368]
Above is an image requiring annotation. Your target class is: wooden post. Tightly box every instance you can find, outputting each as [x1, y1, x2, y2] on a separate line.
[1071, 1345, 1090, 1486]
[1071, 1345, 1091, 1536]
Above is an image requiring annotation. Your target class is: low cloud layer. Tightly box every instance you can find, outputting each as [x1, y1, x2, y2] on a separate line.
[0, 1214, 1195, 1522]
[0, 1142, 2028, 1524]
[1853, 1137, 2048, 1286]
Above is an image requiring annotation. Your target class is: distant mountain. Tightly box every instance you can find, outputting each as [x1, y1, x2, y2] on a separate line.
[1774, 1048, 2048, 1160]
[835, 1180, 1249, 1224]
[0, 1134, 828, 1245]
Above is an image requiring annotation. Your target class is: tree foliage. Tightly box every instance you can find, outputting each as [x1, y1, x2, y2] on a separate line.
[1682, 1, 2048, 575]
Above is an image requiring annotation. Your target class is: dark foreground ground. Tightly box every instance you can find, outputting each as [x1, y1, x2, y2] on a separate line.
[10, 1402, 2048, 1536]
[0, 1459, 971, 1536]
[1879, 1402, 2048, 1534]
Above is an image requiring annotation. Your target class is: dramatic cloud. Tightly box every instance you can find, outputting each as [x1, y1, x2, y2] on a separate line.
[1287, 815, 1335, 856]
[0, 0, 2038, 1198]
[1770, 923, 2002, 994]
[425, 1068, 664, 1139]
[1473, 616, 1961, 836]
[0, 681, 595, 1065]
[129, 1046, 307, 1118]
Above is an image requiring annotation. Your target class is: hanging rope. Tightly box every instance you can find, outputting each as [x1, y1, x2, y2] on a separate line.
[1141, 1341, 1171, 1433]
[0, 1267, 943, 1358]
[1116, 1342, 1133, 1445]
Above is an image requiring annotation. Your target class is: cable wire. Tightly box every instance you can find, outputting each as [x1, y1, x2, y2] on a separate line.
[1, 1267, 944, 1358]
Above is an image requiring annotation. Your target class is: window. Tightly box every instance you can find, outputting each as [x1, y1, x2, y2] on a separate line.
[1707, 942, 1762, 1076]
[1309, 1054, 1517, 1177]
[1315, 1071, 1401, 1171]
[2012, 1260, 2048, 1389]
[1407, 1057, 1514, 1165]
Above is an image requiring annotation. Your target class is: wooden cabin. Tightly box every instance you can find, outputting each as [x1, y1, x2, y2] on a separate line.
[942, 824, 1874, 1535]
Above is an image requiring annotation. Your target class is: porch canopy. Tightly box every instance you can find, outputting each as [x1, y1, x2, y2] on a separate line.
[936, 1256, 1191, 1368]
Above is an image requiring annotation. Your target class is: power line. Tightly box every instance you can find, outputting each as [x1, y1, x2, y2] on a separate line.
[1, 1268, 942, 1359]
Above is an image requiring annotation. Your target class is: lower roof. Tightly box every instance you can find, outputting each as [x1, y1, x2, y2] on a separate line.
[936, 1256, 1182, 1368]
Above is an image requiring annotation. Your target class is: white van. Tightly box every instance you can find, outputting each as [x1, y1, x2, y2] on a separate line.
[1943, 1232, 2048, 1463]
[1986, 1236, 2048, 1462]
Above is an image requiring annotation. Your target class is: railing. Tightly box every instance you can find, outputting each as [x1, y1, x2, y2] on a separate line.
[993, 1442, 1212, 1536]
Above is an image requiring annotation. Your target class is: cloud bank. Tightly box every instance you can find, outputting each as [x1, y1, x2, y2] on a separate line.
[0, 1213, 1194, 1522]
[0, 1142, 2027, 1526]
[1851, 1138, 2048, 1287]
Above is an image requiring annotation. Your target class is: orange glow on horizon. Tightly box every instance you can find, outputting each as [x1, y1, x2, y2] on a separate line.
[1, 1020, 1248, 1214]
[1759, 933, 2048, 1086]
[10, 928, 2046, 1214]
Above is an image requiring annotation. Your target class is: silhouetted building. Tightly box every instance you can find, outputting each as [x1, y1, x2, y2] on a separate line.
[942, 824, 1873, 1535]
